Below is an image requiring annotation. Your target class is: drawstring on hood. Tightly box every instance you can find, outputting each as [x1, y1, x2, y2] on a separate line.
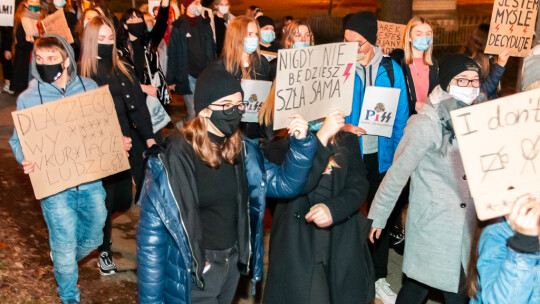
[356, 46, 384, 88]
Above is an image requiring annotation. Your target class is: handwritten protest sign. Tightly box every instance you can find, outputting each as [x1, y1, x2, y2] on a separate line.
[41, 9, 74, 44]
[12, 86, 130, 200]
[358, 86, 400, 138]
[241, 80, 273, 123]
[450, 88, 540, 220]
[376, 21, 406, 54]
[274, 42, 357, 130]
[485, 0, 539, 57]
[0, 0, 14, 26]
[261, 51, 277, 62]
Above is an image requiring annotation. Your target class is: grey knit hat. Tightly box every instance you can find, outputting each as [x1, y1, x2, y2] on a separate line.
[521, 45, 540, 91]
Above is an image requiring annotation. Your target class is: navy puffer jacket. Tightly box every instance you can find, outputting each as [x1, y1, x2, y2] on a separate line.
[137, 133, 316, 304]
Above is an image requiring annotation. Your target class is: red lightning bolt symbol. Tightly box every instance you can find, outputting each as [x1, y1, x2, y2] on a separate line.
[510, 25, 514, 33]
[495, 24, 500, 31]
[524, 27, 527, 34]
[343, 63, 353, 83]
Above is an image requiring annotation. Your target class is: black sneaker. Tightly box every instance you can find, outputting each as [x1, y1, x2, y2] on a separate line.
[98, 251, 117, 276]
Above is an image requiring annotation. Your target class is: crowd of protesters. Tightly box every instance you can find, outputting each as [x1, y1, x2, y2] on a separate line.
[5, 0, 539, 304]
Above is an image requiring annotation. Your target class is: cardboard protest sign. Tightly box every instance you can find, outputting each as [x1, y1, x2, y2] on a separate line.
[261, 51, 277, 62]
[41, 9, 74, 44]
[450, 88, 540, 220]
[376, 21, 406, 55]
[0, 0, 14, 26]
[357, 86, 400, 138]
[241, 80, 273, 123]
[485, 0, 539, 57]
[149, 0, 161, 16]
[274, 42, 357, 130]
[12, 86, 130, 200]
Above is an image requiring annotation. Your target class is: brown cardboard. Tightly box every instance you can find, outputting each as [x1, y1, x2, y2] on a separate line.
[41, 9, 74, 44]
[485, 0, 539, 57]
[450, 88, 540, 220]
[12, 86, 130, 200]
[376, 21, 406, 55]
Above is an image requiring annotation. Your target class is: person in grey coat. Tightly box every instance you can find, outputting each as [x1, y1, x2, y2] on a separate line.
[368, 54, 485, 304]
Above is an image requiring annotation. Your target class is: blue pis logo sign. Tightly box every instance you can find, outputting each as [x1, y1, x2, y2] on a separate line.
[365, 103, 392, 123]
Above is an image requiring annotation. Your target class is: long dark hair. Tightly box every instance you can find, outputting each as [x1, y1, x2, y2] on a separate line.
[460, 24, 491, 79]
[117, 8, 148, 50]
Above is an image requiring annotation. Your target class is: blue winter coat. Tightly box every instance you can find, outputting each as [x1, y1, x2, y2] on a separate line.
[137, 133, 316, 304]
[470, 220, 539, 304]
[345, 51, 409, 173]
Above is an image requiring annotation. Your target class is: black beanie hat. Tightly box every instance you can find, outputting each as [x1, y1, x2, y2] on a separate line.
[345, 11, 378, 45]
[439, 54, 481, 91]
[194, 63, 244, 115]
[257, 16, 274, 29]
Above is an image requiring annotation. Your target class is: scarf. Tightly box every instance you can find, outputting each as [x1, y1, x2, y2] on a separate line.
[436, 97, 469, 156]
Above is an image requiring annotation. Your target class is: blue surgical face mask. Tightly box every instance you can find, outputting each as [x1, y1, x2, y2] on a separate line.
[412, 36, 432, 51]
[244, 37, 259, 54]
[308, 119, 324, 131]
[147, 25, 153, 32]
[293, 41, 310, 49]
[260, 30, 275, 44]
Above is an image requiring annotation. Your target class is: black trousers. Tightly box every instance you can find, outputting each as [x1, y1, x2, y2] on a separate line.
[2, 52, 11, 81]
[99, 170, 132, 252]
[396, 268, 469, 304]
[363, 153, 405, 279]
[191, 244, 241, 304]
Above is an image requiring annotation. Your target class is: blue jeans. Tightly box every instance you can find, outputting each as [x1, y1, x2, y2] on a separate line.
[41, 182, 107, 304]
[183, 75, 197, 121]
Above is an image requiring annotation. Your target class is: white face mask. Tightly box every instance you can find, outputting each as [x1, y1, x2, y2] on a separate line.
[218, 5, 229, 15]
[188, 4, 202, 17]
[357, 52, 366, 61]
[448, 85, 480, 105]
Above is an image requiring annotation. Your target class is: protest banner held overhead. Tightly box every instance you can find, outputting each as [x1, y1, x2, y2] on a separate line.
[11, 86, 130, 200]
[41, 9, 74, 44]
[485, 0, 539, 57]
[357, 86, 400, 138]
[0, 0, 14, 26]
[273, 42, 357, 130]
[376, 21, 406, 55]
[450, 88, 540, 220]
[241, 80, 273, 123]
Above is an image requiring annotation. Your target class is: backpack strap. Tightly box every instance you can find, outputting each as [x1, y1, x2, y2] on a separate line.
[381, 56, 395, 87]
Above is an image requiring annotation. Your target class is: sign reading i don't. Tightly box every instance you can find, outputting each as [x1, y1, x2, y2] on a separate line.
[12, 86, 130, 200]
[273, 42, 357, 130]
[450, 88, 540, 220]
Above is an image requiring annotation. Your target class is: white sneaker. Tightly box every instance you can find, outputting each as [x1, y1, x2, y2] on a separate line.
[375, 278, 397, 304]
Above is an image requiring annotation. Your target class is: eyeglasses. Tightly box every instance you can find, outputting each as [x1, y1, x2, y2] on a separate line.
[344, 38, 368, 48]
[455, 78, 480, 88]
[209, 101, 247, 115]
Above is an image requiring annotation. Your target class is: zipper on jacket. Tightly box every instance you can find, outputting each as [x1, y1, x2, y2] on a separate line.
[157, 154, 201, 285]
[241, 141, 252, 273]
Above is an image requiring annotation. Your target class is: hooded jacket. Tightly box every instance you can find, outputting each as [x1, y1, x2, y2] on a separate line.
[136, 133, 317, 304]
[344, 46, 409, 173]
[9, 34, 100, 192]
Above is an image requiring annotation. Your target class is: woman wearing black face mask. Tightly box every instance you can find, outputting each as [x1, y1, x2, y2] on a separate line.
[80, 15, 156, 276]
[137, 61, 318, 304]
[117, 0, 170, 99]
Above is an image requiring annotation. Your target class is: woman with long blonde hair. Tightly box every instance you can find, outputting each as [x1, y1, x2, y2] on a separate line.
[80, 15, 156, 276]
[281, 20, 314, 49]
[136, 61, 318, 303]
[220, 15, 273, 139]
[389, 16, 439, 114]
